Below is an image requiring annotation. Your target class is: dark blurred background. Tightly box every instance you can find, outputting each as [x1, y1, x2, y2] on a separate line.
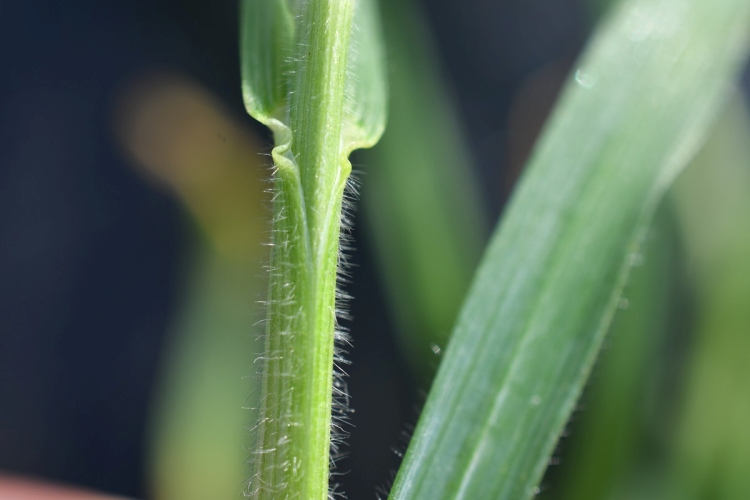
[3, 1, 747, 499]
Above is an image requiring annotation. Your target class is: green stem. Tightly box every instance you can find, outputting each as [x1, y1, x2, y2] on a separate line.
[249, 2, 354, 498]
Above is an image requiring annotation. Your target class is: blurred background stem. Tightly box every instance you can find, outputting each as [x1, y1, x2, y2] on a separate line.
[114, 73, 266, 500]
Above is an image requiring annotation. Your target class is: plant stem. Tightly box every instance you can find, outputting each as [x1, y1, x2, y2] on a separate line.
[249, 1, 354, 498]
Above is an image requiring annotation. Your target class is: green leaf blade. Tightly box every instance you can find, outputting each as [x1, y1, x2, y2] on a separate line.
[390, 0, 750, 498]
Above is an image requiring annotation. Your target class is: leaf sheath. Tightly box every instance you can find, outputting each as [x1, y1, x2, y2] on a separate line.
[241, 0, 385, 498]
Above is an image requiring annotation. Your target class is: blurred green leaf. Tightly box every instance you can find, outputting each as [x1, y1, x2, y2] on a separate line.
[554, 208, 678, 500]
[390, 0, 750, 498]
[362, 0, 487, 381]
[148, 250, 261, 500]
[665, 94, 750, 500]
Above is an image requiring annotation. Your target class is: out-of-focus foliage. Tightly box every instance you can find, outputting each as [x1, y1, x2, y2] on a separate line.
[362, 0, 487, 382]
[115, 74, 266, 500]
[390, 0, 750, 497]
[665, 95, 750, 500]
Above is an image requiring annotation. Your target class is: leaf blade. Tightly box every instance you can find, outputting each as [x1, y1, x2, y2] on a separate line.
[390, 0, 750, 498]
